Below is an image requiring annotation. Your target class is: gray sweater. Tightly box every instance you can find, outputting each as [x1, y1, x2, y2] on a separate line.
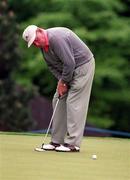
[41, 27, 93, 83]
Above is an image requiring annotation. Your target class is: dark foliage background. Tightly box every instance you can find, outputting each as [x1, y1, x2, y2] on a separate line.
[0, 0, 130, 132]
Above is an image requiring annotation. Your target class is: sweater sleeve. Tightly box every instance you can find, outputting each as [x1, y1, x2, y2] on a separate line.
[40, 48, 61, 80]
[51, 35, 75, 83]
[47, 62, 61, 80]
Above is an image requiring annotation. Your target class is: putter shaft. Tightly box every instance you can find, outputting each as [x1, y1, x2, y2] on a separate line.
[42, 98, 60, 144]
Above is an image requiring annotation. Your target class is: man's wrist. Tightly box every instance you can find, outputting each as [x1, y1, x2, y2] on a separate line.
[60, 79, 68, 86]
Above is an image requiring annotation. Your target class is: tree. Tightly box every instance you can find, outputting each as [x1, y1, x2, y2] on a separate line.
[0, 0, 20, 79]
[12, 0, 130, 132]
[0, 0, 37, 131]
[67, 0, 130, 132]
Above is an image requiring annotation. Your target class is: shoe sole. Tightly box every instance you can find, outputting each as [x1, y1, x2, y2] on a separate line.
[55, 149, 80, 152]
[43, 148, 56, 151]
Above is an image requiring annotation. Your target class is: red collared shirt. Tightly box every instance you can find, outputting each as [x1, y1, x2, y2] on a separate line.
[43, 30, 49, 52]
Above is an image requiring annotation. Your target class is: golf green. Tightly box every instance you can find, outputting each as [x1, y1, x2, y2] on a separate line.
[0, 133, 130, 180]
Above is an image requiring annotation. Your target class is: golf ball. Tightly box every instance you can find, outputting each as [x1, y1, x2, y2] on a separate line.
[92, 154, 97, 160]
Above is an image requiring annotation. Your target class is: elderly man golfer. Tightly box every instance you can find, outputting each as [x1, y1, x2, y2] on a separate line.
[22, 25, 95, 152]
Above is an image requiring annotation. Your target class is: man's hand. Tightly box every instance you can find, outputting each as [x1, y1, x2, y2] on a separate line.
[57, 79, 68, 97]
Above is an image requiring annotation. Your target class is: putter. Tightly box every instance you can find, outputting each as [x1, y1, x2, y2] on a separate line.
[35, 97, 60, 152]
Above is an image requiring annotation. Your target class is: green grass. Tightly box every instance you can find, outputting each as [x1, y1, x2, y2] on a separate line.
[0, 133, 130, 180]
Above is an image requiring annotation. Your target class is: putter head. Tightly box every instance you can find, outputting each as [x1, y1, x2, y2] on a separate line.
[34, 143, 45, 152]
[34, 147, 45, 152]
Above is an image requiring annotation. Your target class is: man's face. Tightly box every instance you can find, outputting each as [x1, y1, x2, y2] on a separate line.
[33, 29, 45, 48]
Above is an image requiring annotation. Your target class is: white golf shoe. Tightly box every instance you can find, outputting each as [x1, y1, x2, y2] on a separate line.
[55, 143, 80, 152]
[42, 142, 60, 151]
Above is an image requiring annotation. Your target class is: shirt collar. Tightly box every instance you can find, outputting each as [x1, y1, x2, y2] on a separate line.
[43, 30, 49, 52]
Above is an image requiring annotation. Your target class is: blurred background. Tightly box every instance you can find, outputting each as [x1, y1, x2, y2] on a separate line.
[0, 0, 130, 137]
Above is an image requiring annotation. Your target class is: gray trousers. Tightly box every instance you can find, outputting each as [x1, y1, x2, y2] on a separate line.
[51, 58, 95, 147]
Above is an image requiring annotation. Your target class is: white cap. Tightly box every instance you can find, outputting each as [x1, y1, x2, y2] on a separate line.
[22, 25, 38, 48]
